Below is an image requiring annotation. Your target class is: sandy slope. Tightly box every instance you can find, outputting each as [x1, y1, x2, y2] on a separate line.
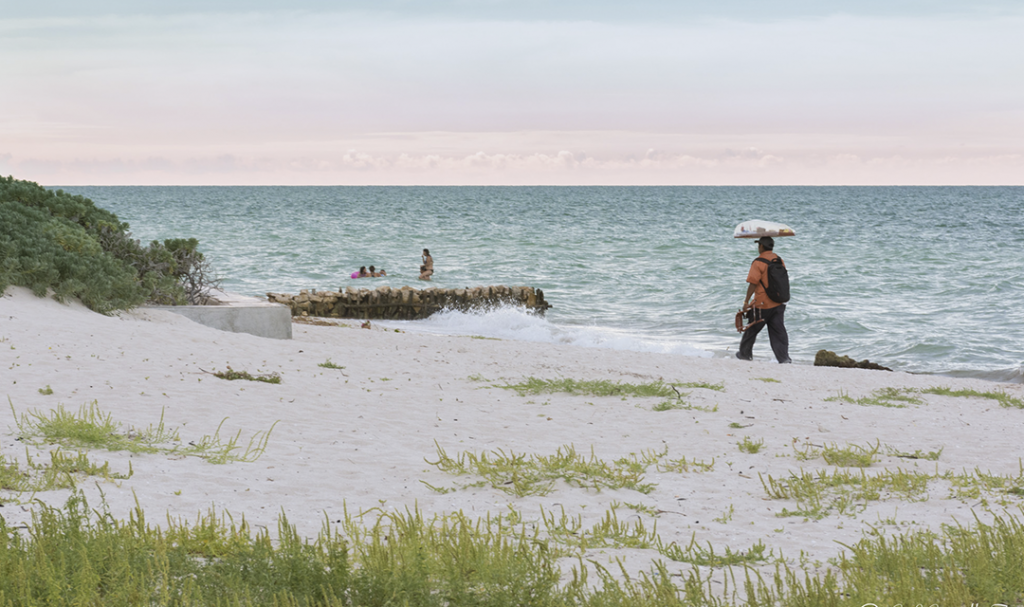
[2, 286, 1023, 582]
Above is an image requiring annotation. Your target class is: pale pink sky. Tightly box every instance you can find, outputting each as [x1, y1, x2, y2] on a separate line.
[2, 3, 1022, 185]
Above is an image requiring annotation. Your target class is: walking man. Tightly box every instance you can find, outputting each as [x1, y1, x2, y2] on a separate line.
[737, 236, 791, 363]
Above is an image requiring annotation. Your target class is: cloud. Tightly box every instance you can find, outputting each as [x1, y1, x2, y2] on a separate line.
[6, 143, 1023, 186]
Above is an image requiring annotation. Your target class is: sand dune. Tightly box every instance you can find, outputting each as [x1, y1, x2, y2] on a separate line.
[2, 285, 1023, 581]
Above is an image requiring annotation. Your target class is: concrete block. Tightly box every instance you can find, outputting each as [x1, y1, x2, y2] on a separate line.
[148, 293, 292, 340]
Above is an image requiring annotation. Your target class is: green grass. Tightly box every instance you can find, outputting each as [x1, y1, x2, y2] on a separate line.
[660, 534, 771, 567]
[317, 359, 345, 369]
[611, 500, 660, 518]
[822, 440, 881, 467]
[946, 464, 1024, 503]
[212, 367, 282, 384]
[763, 462, 1024, 518]
[823, 386, 1024, 410]
[1, 447, 131, 497]
[178, 419, 278, 465]
[753, 377, 781, 383]
[37, 385, 53, 395]
[761, 468, 933, 519]
[652, 400, 683, 411]
[886, 445, 944, 461]
[825, 387, 923, 408]
[495, 377, 723, 412]
[737, 436, 765, 454]
[922, 385, 1024, 409]
[425, 443, 656, 496]
[11, 400, 275, 465]
[499, 377, 723, 398]
[500, 378, 679, 398]
[425, 444, 714, 497]
[3, 493, 1024, 605]
[12, 400, 160, 454]
[542, 507, 660, 552]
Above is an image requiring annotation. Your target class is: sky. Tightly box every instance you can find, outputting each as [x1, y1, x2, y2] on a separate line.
[1, 1, 1023, 185]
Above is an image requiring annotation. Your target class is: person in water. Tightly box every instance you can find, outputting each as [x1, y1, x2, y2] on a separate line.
[351, 266, 369, 279]
[419, 249, 434, 280]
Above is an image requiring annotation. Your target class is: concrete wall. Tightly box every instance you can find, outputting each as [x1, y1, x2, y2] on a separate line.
[150, 301, 292, 340]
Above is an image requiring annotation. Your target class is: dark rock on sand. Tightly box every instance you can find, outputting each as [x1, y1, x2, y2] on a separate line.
[814, 350, 892, 372]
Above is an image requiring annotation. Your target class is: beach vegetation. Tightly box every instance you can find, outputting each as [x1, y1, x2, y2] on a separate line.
[212, 367, 282, 384]
[37, 385, 53, 395]
[660, 534, 772, 567]
[179, 418, 278, 464]
[611, 500, 660, 518]
[712, 504, 735, 524]
[886, 445, 944, 461]
[821, 440, 881, 467]
[737, 436, 765, 454]
[0, 176, 218, 312]
[12, 400, 161, 454]
[495, 377, 723, 412]
[0, 446, 131, 499]
[825, 386, 922, 408]
[652, 400, 683, 411]
[945, 463, 1024, 503]
[761, 468, 933, 519]
[426, 443, 717, 498]
[501, 377, 679, 398]
[823, 385, 1023, 410]
[542, 506, 660, 552]
[317, 358, 345, 369]
[753, 377, 781, 383]
[426, 442, 656, 496]
[499, 377, 722, 398]
[654, 455, 715, 473]
[921, 385, 1024, 409]
[11, 400, 274, 465]
[3, 492, 1024, 605]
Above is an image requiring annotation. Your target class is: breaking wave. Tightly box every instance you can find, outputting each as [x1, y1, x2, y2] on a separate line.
[375, 305, 713, 358]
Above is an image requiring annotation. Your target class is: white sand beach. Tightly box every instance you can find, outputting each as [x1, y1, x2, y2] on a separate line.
[3, 286, 1023, 583]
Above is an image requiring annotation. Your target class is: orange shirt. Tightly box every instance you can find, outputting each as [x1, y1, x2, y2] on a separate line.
[747, 251, 784, 309]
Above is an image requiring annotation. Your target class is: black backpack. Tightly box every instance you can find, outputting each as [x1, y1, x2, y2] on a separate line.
[754, 256, 790, 303]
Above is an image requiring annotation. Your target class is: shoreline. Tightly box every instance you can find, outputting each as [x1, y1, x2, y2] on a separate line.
[3, 285, 1024, 589]
[370, 313, 1024, 385]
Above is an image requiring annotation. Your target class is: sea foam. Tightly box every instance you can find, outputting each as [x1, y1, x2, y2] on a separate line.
[376, 305, 713, 358]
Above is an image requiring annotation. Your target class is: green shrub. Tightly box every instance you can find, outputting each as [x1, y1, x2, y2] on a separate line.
[0, 176, 213, 312]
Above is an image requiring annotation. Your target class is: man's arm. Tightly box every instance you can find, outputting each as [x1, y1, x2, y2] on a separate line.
[743, 283, 756, 310]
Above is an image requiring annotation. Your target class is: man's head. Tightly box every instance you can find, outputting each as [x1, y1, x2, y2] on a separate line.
[756, 236, 774, 251]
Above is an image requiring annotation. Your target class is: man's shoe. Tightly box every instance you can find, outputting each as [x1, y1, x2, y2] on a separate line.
[735, 352, 752, 361]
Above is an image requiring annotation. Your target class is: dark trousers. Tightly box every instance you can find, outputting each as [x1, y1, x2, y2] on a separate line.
[738, 305, 790, 363]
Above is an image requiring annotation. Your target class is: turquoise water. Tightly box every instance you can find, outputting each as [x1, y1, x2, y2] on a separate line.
[70, 186, 1024, 382]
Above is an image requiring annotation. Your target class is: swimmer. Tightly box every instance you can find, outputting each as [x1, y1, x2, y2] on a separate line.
[420, 249, 434, 280]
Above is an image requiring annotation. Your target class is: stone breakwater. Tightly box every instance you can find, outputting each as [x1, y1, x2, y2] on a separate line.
[266, 285, 550, 320]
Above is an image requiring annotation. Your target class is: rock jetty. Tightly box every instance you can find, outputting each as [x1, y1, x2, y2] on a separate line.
[266, 285, 550, 320]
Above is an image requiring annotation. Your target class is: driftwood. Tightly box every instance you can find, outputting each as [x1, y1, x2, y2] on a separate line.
[267, 285, 550, 320]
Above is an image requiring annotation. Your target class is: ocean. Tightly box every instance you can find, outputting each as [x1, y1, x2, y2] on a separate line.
[67, 186, 1024, 383]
